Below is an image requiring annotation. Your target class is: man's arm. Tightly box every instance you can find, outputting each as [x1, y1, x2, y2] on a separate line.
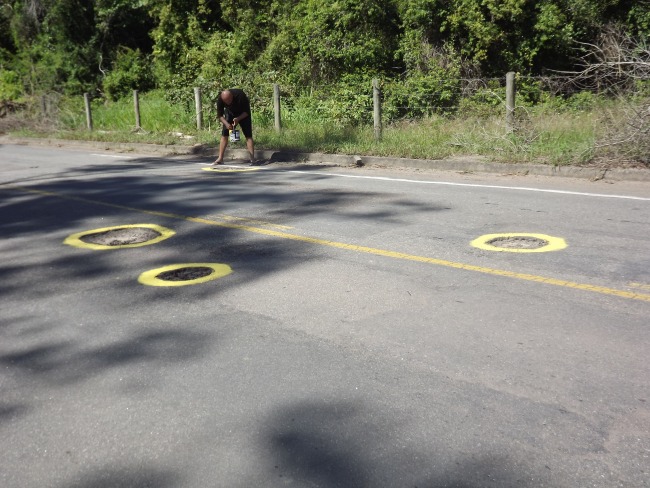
[216, 97, 224, 118]
[216, 97, 232, 127]
[233, 112, 249, 125]
[233, 92, 251, 125]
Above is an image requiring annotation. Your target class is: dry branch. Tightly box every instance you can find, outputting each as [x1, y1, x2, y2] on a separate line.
[557, 25, 649, 164]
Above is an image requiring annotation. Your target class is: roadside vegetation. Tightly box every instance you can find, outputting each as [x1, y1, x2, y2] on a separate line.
[5, 86, 645, 167]
[1, 1, 647, 167]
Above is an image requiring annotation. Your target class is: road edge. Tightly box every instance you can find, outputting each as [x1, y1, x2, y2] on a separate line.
[2, 136, 649, 182]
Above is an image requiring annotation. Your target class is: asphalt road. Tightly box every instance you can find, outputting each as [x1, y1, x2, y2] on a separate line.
[1, 144, 649, 488]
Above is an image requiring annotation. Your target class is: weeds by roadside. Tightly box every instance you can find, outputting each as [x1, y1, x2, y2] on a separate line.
[1, 89, 647, 169]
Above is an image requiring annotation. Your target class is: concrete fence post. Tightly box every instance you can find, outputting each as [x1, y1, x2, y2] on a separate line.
[133, 90, 141, 130]
[84, 93, 93, 131]
[194, 87, 203, 130]
[273, 84, 282, 132]
[373, 78, 382, 140]
[506, 72, 516, 133]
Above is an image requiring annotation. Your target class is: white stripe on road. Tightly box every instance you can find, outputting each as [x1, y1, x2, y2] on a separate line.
[91, 154, 135, 159]
[287, 170, 650, 201]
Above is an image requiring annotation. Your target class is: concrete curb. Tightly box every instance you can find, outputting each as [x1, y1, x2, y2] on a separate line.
[3, 136, 649, 182]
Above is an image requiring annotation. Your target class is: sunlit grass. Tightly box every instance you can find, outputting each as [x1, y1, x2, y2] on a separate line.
[10, 91, 605, 165]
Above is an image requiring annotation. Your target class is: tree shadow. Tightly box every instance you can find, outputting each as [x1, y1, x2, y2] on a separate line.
[262, 401, 537, 488]
[0, 402, 29, 424]
[60, 466, 181, 488]
[0, 150, 453, 424]
[269, 402, 369, 487]
[0, 329, 213, 385]
[0, 152, 451, 302]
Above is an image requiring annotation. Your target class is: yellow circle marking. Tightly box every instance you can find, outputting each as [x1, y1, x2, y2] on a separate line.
[64, 224, 175, 250]
[138, 263, 233, 287]
[10, 185, 648, 302]
[471, 233, 567, 253]
[202, 167, 262, 173]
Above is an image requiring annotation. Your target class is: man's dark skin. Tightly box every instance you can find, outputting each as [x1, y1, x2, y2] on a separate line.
[213, 89, 255, 165]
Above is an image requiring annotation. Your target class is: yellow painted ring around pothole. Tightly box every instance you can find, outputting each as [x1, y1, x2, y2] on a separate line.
[64, 224, 175, 250]
[202, 167, 262, 172]
[471, 233, 567, 253]
[138, 263, 233, 287]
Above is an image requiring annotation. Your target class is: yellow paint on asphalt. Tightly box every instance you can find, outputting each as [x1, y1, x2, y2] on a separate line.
[202, 166, 262, 172]
[64, 223, 175, 250]
[471, 233, 567, 253]
[6, 184, 650, 302]
[210, 213, 293, 230]
[138, 263, 232, 287]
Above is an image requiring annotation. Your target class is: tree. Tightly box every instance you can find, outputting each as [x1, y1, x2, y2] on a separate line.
[146, 0, 223, 86]
[565, 25, 650, 162]
[290, 0, 399, 83]
[1, 0, 647, 101]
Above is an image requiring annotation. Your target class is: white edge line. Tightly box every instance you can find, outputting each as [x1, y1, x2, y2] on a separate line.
[286, 170, 650, 201]
[196, 163, 248, 168]
[91, 154, 134, 159]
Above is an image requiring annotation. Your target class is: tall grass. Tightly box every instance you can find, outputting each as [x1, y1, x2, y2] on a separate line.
[10, 90, 609, 166]
[49, 90, 200, 144]
[256, 110, 597, 165]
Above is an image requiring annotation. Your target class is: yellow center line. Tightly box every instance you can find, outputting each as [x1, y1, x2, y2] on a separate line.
[6, 185, 650, 302]
[210, 213, 293, 230]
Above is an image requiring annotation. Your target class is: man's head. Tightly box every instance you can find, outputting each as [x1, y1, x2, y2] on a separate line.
[220, 90, 233, 106]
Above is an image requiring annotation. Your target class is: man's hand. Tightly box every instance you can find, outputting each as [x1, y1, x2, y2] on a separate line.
[221, 117, 233, 130]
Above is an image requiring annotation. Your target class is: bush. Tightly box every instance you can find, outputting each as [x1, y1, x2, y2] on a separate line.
[565, 91, 601, 112]
[0, 70, 23, 100]
[457, 80, 504, 117]
[383, 74, 461, 120]
[103, 48, 155, 101]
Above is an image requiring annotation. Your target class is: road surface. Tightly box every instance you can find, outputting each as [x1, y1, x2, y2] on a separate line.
[1, 144, 649, 487]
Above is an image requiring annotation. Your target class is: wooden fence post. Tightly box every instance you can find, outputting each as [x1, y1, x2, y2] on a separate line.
[133, 90, 141, 130]
[506, 71, 516, 133]
[373, 78, 382, 140]
[84, 93, 93, 131]
[194, 87, 203, 130]
[273, 83, 282, 132]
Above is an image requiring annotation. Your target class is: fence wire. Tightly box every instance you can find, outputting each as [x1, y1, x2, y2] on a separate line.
[9, 73, 646, 133]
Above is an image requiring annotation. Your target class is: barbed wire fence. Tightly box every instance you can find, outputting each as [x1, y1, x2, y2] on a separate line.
[8, 70, 646, 143]
[16, 72, 555, 133]
[246, 73, 573, 139]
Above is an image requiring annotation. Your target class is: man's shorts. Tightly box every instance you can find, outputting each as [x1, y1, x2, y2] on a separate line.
[221, 112, 253, 139]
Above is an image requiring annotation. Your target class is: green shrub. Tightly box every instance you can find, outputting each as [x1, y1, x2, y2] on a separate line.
[457, 80, 504, 117]
[103, 48, 155, 101]
[565, 91, 600, 112]
[0, 69, 23, 100]
[383, 74, 462, 120]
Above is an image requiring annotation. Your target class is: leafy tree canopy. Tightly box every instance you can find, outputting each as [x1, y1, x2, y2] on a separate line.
[0, 0, 646, 99]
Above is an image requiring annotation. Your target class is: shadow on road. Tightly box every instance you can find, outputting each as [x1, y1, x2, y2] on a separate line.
[0, 329, 213, 386]
[257, 400, 536, 488]
[61, 466, 180, 488]
[0, 154, 450, 302]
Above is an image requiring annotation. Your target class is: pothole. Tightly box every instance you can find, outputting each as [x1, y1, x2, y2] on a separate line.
[81, 227, 161, 246]
[470, 233, 567, 253]
[138, 263, 233, 287]
[64, 224, 175, 250]
[156, 266, 214, 281]
[486, 236, 548, 249]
